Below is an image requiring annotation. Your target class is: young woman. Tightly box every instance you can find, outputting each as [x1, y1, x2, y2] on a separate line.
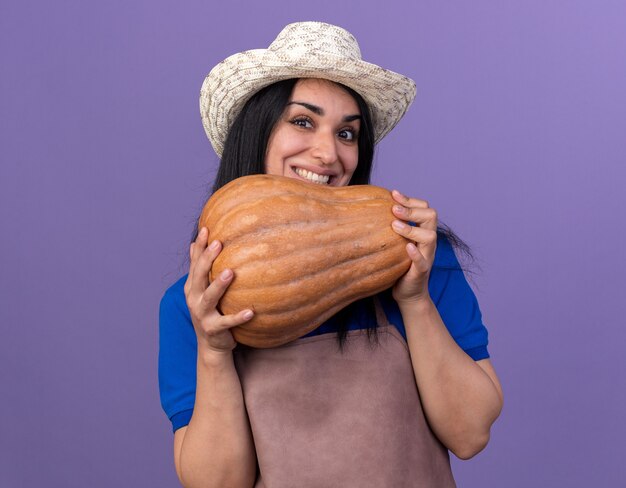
[159, 22, 503, 488]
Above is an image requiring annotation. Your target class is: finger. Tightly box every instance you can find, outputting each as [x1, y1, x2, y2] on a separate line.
[392, 221, 437, 261]
[188, 227, 208, 285]
[392, 220, 437, 245]
[392, 205, 438, 230]
[191, 239, 222, 296]
[184, 243, 196, 295]
[406, 242, 430, 273]
[191, 227, 209, 268]
[391, 190, 429, 209]
[185, 228, 205, 293]
[200, 267, 233, 311]
[217, 309, 255, 329]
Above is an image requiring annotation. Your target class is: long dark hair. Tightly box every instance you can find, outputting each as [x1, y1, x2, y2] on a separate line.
[191, 78, 475, 347]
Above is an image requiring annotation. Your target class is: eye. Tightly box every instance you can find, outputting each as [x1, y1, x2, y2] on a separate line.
[290, 117, 313, 129]
[338, 128, 357, 141]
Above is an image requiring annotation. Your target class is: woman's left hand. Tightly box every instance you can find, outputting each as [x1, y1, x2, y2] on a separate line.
[390, 190, 438, 305]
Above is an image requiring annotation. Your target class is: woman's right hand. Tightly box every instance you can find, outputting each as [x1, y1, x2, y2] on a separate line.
[184, 227, 254, 354]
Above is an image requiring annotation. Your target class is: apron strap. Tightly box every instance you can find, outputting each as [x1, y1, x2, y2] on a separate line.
[373, 295, 391, 328]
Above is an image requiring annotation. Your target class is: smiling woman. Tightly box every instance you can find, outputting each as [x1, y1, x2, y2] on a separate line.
[158, 21, 503, 488]
[208, 76, 376, 197]
[265, 79, 360, 187]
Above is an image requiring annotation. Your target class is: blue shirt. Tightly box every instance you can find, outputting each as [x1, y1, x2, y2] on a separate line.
[158, 234, 490, 432]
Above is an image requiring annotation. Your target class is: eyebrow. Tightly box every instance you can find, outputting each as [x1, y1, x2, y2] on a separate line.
[286, 101, 362, 122]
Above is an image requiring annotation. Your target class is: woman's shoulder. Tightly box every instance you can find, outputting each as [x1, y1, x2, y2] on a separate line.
[160, 274, 191, 319]
[433, 231, 463, 270]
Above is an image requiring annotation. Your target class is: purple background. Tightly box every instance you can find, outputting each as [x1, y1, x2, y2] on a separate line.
[2, 1, 624, 487]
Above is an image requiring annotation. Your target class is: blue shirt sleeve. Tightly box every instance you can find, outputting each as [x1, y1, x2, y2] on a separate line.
[158, 275, 196, 432]
[379, 233, 490, 361]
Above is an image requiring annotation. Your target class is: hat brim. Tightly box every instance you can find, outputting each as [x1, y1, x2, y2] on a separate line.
[200, 49, 417, 157]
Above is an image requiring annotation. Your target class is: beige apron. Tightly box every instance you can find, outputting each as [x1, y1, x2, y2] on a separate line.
[233, 300, 456, 487]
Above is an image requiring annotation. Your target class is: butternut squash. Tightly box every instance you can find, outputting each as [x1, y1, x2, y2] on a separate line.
[199, 174, 411, 348]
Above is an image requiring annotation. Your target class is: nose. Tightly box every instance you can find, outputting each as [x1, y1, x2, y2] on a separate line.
[311, 130, 338, 165]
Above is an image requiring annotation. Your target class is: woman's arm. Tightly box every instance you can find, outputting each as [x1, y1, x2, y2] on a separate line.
[174, 349, 256, 488]
[174, 228, 257, 488]
[399, 298, 503, 459]
[390, 191, 503, 459]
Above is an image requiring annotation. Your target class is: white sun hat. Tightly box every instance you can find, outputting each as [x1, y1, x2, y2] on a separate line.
[199, 21, 417, 157]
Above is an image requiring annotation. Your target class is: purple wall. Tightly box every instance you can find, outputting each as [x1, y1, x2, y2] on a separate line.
[2, 1, 624, 486]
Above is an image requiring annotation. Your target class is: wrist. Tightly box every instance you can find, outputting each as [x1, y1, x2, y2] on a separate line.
[197, 343, 234, 368]
[396, 294, 435, 314]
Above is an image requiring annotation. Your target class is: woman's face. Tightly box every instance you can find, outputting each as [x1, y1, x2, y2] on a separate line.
[264, 79, 361, 187]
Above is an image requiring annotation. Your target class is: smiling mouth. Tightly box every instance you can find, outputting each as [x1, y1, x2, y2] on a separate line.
[293, 167, 332, 185]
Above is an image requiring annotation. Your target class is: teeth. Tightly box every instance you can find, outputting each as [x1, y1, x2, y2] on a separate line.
[294, 167, 330, 184]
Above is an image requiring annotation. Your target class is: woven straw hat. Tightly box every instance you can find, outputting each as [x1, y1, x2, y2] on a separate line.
[200, 21, 417, 157]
